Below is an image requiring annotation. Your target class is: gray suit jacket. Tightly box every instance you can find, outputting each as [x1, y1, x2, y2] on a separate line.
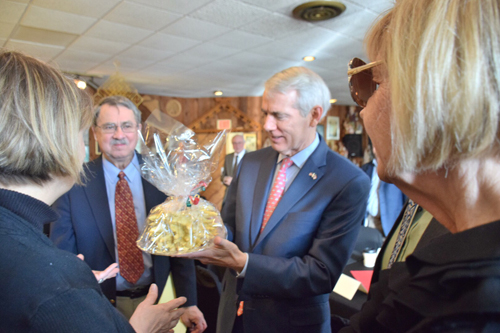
[217, 137, 370, 333]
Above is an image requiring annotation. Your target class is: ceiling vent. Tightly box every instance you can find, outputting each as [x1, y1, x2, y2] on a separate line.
[292, 1, 346, 22]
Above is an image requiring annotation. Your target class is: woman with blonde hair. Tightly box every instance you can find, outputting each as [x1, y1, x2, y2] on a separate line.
[343, 0, 500, 331]
[0, 50, 186, 332]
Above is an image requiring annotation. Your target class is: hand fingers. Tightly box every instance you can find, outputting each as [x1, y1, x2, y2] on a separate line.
[77, 254, 84, 260]
[161, 297, 187, 311]
[142, 283, 159, 305]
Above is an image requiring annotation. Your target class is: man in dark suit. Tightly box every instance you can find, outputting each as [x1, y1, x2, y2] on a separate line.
[221, 134, 246, 205]
[179, 67, 370, 333]
[361, 144, 406, 236]
[51, 96, 206, 332]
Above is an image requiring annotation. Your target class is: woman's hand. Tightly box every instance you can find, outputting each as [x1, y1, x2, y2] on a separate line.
[77, 254, 119, 284]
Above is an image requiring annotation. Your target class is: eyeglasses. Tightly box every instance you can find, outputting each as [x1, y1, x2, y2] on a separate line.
[348, 58, 383, 107]
[95, 123, 138, 134]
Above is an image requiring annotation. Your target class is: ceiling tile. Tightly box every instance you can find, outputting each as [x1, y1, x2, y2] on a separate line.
[239, 12, 310, 39]
[11, 26, 78, 46]
[211, 30, 271, 50]
[127, 0, 213, 15]
[240, 0, 300, 12]
[86, 20, 153, 44]
[4, 40, 63, 61]
[250, 41, 315, 62]
[318, 4, 379, 41]
[190, 0, 270, 28]
[184, 42, 239, 62]
[51, 58, 99, 73]
[119, 45, 174, 63]
[157, 52, 212, 70]
[22, 6, 97, 34]
[161, 17, 230, 41]
[138, 33, 200, 53]
[0, 22, 15, 39]
[55, 48, 110, 64]
[30, 0, 120, 18]
[0, 1, 27, 24]
[104, 2, 181, 31]
[69, 36, 130, 55]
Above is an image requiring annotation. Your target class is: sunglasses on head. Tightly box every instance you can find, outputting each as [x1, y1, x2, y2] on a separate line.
[348, 58, 383, 108]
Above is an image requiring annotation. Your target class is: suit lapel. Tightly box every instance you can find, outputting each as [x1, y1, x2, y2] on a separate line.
[249, 150, 278, 247]
[254, 140, 328, 248]
[83, 157, 115, 259]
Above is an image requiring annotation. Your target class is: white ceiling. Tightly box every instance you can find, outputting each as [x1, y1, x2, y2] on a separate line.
[1, 0, 394, 105]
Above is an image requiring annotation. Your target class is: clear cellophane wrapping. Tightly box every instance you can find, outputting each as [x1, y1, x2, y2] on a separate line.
[137, 110, 227, 255]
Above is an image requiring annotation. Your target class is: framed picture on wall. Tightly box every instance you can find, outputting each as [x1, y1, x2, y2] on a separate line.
[326, 116, 340, 140]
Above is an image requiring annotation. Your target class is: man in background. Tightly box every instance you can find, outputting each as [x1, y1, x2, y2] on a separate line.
[361, 143, 406, 236]
[179, 67, 370, 333]
[221, 135, 246, 200]
[51, 96, 206, 333]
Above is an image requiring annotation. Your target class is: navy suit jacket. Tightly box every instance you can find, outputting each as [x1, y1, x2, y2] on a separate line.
[361, 161, 407, 236]
[50, 155, 197, 306]
[217, 137, 370, 333]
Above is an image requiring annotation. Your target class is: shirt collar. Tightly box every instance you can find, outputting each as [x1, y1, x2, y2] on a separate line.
[102, 153, 140, 183]
[278, 133, 320, 168]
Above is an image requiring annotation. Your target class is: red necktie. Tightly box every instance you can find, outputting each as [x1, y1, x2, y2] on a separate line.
[115, 171, 144, 284]
[237, 157, 293, 316]
[260, 157, 293, 233]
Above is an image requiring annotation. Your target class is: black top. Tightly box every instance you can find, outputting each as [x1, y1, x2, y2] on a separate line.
[343, 219, 500, 332]
[0, 188, 134, 332]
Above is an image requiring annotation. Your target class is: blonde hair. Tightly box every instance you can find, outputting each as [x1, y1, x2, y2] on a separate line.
[366, 0, 500, 173]
[0, 51, 93, 185]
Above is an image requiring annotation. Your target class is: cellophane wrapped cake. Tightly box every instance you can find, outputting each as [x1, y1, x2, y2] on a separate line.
[136, 110, 227, 255]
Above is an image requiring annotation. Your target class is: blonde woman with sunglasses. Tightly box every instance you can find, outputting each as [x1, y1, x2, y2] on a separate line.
[341, 0, 500, 332]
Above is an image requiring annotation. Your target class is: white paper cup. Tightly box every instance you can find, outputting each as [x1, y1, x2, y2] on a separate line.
[363, 248, 379, 268]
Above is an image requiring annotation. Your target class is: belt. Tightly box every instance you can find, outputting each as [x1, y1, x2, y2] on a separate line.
[116, 285, 150, 299]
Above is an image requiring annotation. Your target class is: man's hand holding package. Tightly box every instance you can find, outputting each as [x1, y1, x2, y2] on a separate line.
[177, 236, 247, 273]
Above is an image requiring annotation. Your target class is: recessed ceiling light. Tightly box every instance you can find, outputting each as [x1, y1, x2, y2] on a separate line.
[303, 56, 316, 62]
[330, 99, 337, 104]
[214, 90, 223, 96]
[75, 79, 86, 90]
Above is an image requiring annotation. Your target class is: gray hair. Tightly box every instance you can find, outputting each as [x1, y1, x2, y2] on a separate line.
[94, 96, 142, 126]
[264, 66, 331, 120]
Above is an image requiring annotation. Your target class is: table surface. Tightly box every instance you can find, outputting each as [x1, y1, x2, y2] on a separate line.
[329, 258, 372, 319]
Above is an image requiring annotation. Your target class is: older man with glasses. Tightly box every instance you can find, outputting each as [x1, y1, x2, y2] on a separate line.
[50, 96, 207, 333]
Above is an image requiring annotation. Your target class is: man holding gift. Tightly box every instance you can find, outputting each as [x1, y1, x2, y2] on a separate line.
[179, 67, 370, 332]
[50, 96, 206, 332]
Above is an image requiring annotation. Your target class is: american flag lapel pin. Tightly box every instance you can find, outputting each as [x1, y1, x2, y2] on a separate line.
[309, 172, 317, 180]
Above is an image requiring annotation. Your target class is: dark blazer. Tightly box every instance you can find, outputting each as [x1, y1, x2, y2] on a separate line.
[361, 161, 407, 236]
[217, 137, 370, 333]
[221, 152, 236, 183]
[50, 155, 197, 306]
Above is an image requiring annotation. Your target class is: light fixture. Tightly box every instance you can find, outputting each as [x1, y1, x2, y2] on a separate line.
[214, 90, 223, 96]
[293, 1, 346, 22]
[330, 99, 337, 104]
[303, 56, 316, 62]
[76, 80, 87, 90]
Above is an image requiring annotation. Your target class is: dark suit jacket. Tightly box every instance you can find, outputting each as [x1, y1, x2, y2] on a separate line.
[50, 155, 197, 306]
[217, 137, 370, 333]
[221, 152, 236, 183]
[361, 161, 407, 236]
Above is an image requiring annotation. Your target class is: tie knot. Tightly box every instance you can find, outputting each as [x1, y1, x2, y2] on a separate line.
[118, 171, 126, 180]
[281, 158, 293, 170]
